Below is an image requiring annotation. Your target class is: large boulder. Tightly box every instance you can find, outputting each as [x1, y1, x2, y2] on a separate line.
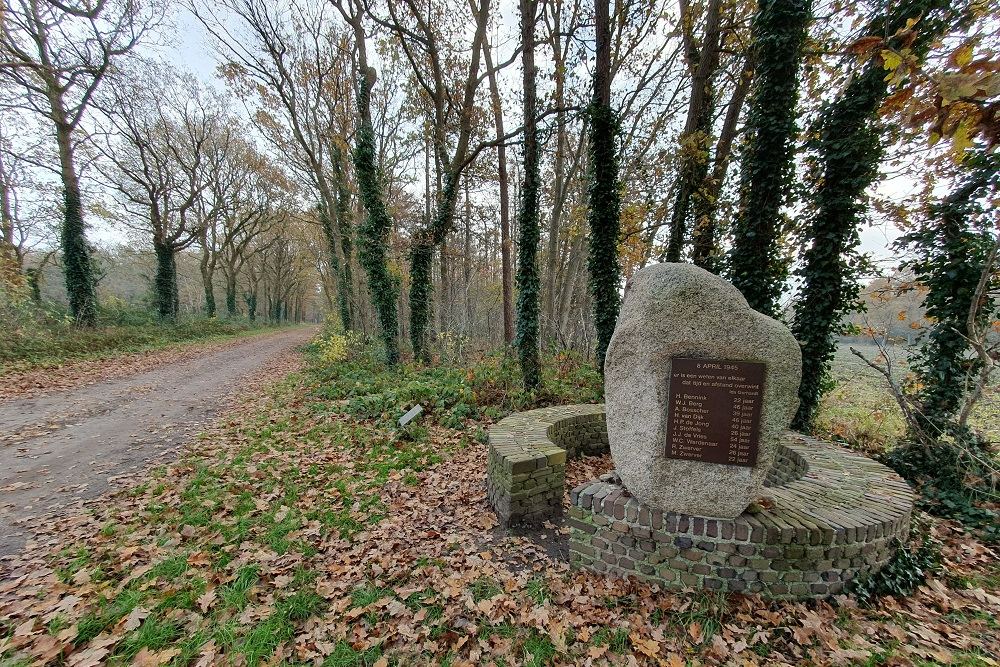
[604, 263, 801, 518]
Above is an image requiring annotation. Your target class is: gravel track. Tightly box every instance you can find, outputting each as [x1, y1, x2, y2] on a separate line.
[0, 326, 316, 556]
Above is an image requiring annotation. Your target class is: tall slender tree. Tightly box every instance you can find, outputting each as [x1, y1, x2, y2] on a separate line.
[663, 0, 722, 263]
[516, 0, 542, 389]
[587, 0, 623, 372]
[728, 0, 812, 317]
[482, 35, 514, 345]
[338, 0, 401, 363]
[393, 0, 492, 360]
[791, 0, 954, 430]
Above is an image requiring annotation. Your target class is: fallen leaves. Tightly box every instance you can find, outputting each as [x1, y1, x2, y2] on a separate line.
[1, 346, 998, 667]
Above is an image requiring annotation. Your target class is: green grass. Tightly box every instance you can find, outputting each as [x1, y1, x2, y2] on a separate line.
[0, 311, 284, 376]
[814, 342, 1000, 452]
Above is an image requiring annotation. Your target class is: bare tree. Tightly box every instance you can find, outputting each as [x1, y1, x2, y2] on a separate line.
[192, 0, 355, 321]
[96, 71, 228, 319]
[0, 0, 163, 324]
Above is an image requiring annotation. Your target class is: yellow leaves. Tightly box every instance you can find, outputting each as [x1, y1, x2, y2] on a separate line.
[946, 116, 977, 160]
[881, 49, 903, 73]
[897, 310, 908, 321]
[950, 43, 974, 68]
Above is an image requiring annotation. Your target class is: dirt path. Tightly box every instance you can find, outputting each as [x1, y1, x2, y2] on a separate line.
[0, 326, 316, 556]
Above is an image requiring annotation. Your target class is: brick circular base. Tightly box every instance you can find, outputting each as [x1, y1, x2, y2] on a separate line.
[486, 404, 915, 599]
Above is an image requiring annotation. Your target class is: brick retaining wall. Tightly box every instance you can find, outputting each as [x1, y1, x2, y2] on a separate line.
[486, 404, 607, 526]
[486, 404, 915, 599]
[569, 433, 914, 599]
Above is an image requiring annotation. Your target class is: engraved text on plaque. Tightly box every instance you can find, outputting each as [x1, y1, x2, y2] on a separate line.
[665, 357, 765, 466]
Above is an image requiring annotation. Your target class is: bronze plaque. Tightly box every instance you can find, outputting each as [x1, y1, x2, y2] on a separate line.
[665, 357, 765, 467]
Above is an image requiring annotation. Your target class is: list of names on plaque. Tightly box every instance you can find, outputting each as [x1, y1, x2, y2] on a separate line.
[665, 357, 765, 467]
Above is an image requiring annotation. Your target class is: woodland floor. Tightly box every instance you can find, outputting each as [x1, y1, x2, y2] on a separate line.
[0, 334, 998, 666]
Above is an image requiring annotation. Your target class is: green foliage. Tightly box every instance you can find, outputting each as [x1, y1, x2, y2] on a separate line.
[884, 441, 1000, 544]
[586, 102, 623, 373]
[152, 240, 179, 320]
[353, 70, 400, 364]
[61, 185, 98, 326]
[916, 486, 999, 544]
[849, 520, 941, 605]
[408, 238, 434, 362]
[728, 0, 811, 317]
[896, 150, 999, 433]
[409, 172, 461, 362]
[791, 0, 953, 431]
[305, 342, 602, 430]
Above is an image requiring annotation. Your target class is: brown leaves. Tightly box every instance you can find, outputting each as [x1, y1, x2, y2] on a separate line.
[2, 352, 999, 667]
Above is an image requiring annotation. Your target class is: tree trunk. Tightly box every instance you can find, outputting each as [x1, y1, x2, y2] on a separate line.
[464, 178, 473, 330]
[352, 64, 401, 363]
[200, 237, 216, 318]
[226, 271, 239, 316]
[791, 0, 951, 430]
[664, 0, 722, 263]
[332, 146, 355, 330]
[516, 0, 542, 389]
[440, 235, 449, 332]
[153, 240, 178, 320]
[586, 0, 623, 372]
[245, 289, 258, 321]
[483, 35, 514, 346]
[55, 114, 98, 325]
[728, 0, 810, 312]
[543, 1, 566, 333]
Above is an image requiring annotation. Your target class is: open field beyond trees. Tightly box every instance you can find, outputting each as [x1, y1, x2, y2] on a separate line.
[1, 332, 998, 667]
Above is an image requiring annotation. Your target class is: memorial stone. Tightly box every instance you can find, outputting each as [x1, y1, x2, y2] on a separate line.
[604, 263, 802, 518]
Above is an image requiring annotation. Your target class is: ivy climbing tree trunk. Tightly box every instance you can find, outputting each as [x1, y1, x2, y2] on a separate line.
[402, 0, 491, 361]
[728, 0, 812, 317]
[791, 0, 953, 430]
[586, 0, 623, 373]
[353, 66, 400, 364]
[898, 151, 999, 438]
[153, 239, 179, 319]
[57, 119, 98, 326]
[516, 0, 542, 389]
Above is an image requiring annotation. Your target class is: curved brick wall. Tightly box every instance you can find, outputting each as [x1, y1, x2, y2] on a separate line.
[487, 404, 915, 599]
[487, 404, 607, 526]
[569, 431, 914, 599]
